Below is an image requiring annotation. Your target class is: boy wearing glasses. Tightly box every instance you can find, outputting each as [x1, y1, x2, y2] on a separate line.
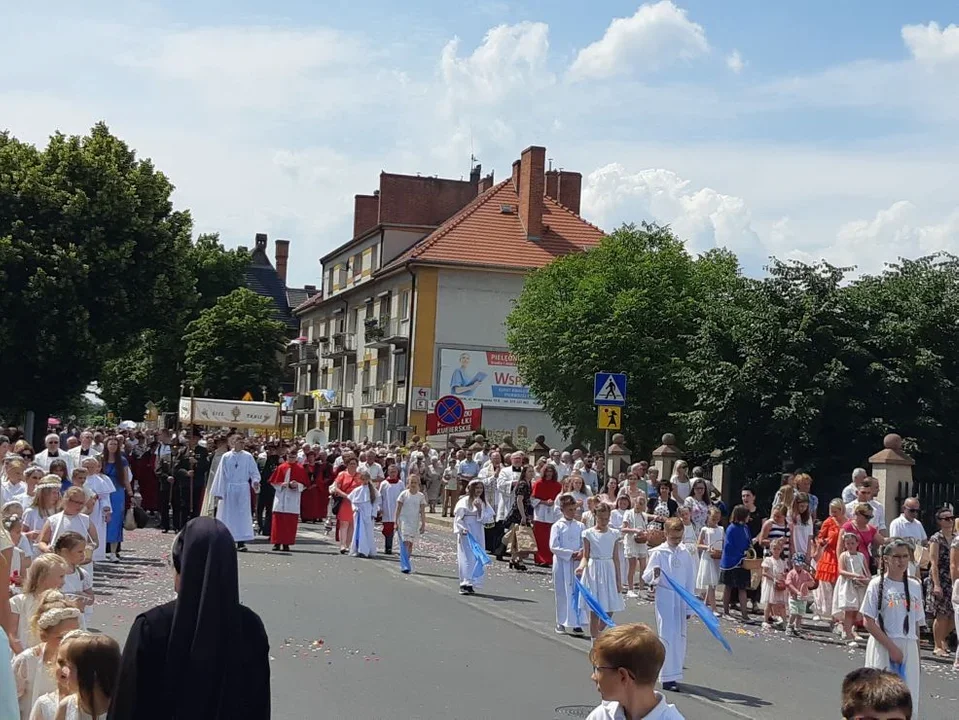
[841, 667, 912, 720]
[587, 623, 684, 719]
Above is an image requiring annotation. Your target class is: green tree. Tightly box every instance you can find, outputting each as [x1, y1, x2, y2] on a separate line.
[97, 233, 249, 417]
[183, 288, 287, 399]
[0, 124, 194, 442]
[505, 223, 741, 454]
[676, 259, 870, 496]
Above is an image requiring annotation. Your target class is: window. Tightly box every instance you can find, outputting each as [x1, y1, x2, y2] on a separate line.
[394, 351, 408, 381]
[352, 252, 362, 278]
[371, 245, 379, 272]
[381, 292, 392, 320]
[365, 301, 374, 320]
[326, 268, 334, 293]
[399, 290, 411, 320]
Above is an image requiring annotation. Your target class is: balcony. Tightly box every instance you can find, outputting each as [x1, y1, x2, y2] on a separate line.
[361, 385, 376, 407]
[291, 344, 319, 367]
[323, 390, 355, 412]
[374, 381, 395, 406]
[320, 333, 356, 359]
[364, 316, 409, 347]
[292, 394, 314, 412]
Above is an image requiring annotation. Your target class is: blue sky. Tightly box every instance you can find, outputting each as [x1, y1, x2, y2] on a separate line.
[3, 1, 958, 284]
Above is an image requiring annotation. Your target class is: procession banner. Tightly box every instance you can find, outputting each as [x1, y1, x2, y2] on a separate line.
[178, 397, 279, 429]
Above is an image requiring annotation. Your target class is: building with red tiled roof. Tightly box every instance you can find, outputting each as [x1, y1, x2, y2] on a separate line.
[291, 145, 604, 445]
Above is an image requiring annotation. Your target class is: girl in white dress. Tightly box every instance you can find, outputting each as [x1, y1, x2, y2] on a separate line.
[696, 507, 724, 614]
[610, 495, 631, 593]
[621, 494, 649, 598]
[9, 555, 68, 653]
[348, 472, 379, 559]
[36, 488, 97, 560]
[395, 475, 427, 569]
[23, 480, 61, 541]
[761, 538, 788, 629]
[12, 594, 80, 720]
[54, 533, 94, 629]
[4, 511, 33, 591]
[453, 480, 495, 594]
[678, 506, 698, 558]
[78, 459, 114, 563]
[54, 631, 121, 720]
[576, 503, 625, 643]
[861, 539, 925, 720]
[834, 532, 871, 644]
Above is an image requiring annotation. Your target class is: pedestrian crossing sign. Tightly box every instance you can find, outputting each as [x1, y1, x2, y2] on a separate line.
[597, 406, 622, 431]
[593, 372, 627, 406]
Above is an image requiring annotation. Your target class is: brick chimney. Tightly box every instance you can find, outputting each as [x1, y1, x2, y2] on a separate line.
[353, 194, 380, 238]
[478, 172, 495, 195]
[557, 171, 582, 215]
[544, 170, 559, 202]
[518, 146, 546, 241]
[274, 239, 290, 284]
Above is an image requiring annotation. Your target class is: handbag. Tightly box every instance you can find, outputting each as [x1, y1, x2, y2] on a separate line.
[915, 542, 931, 571]
[331, 495, 343, 517]
[513, 523, 537, 553]
[123, 507, 136, 531]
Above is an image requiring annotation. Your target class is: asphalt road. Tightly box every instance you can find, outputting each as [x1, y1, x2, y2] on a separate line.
[90, 525, 958, 719]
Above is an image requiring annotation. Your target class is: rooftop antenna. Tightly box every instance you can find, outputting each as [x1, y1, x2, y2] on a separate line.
[548, 157, 554, 171]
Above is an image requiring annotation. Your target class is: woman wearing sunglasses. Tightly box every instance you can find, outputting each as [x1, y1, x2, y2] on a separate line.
[925, 506, 955, 657]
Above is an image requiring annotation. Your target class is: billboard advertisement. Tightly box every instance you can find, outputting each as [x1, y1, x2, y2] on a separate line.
[438, 349, 540, 409]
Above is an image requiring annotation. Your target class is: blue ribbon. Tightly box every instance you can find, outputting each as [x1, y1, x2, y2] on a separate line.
[351, 507, 363, 553]
[398, 529, 412, 573]
[659, 569, 732, 654]
[573, 576, 616, 628]
[467, 532, 491, 581]
[890, 660, 907, 680]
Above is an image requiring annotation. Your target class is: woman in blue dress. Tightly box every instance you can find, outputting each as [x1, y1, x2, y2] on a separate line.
[103, 435, 132, 562]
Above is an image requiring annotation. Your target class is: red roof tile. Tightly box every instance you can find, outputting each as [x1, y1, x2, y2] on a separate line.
[380, 180, 605, 273]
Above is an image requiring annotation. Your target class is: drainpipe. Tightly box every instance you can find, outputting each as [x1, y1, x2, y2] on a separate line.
[404, 262, 416, 439]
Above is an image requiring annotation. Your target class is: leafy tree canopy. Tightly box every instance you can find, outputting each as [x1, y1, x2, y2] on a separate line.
[183, 288, 287, 400]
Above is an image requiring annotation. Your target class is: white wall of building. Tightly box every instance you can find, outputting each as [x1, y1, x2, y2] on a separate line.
[432, 268, 565, 448]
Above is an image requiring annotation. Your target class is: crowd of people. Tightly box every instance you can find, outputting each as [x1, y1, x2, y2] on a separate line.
[2, 423, 956, 719]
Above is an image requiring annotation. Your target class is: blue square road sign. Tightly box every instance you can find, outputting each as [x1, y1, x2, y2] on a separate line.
[594, 372, 627, 406]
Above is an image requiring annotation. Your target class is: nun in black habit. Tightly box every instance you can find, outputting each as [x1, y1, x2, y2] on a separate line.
[107, 517, 271, 719]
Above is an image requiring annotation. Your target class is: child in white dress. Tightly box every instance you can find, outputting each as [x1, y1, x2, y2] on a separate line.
[395, 475, 427, 571]
[695, 507, 724, 614]
[453, 480, 494, 595]
[761, 537, 788, 629]
[11, 592, 80, 719]
[56, 631, 121, 720]
[610, 495, 631, 593]
[835, 532, 871, 644]
[576, 503, 625, 643]
[861, 539, 925, 719]
[55, 532, 94, 628]
[348, 472, 379, 558]
[678, 506, 697, 558]
[621, 494, 649, 599]
[581, 496, 597, 529]
[9, 554, 68, 653]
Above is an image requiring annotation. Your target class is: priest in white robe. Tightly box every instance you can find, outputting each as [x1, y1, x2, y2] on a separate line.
[550, 493, 585, 634]
[210, 435, 260, 550]
[642, 517, 697, 691]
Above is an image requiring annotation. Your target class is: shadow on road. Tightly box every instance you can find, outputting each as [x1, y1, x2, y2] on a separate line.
[682, 683, 772, 709]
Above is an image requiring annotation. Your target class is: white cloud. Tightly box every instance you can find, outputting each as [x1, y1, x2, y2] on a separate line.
[440, 22, 553, 106]
[568, 1, 708, 81]
[902, 22, 959, 65]
[726, 50, 745, 74]
[582, 163, 759, 255]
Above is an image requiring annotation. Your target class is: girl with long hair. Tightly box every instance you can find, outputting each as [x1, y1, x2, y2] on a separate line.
[347, 471, 379, 558]
[56, 631, 122, 720]
[101, 437, 132, 562]
[453, 479, 494, 595]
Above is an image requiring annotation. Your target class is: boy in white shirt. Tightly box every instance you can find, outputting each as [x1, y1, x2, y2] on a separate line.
[586, 623, 684, 719]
